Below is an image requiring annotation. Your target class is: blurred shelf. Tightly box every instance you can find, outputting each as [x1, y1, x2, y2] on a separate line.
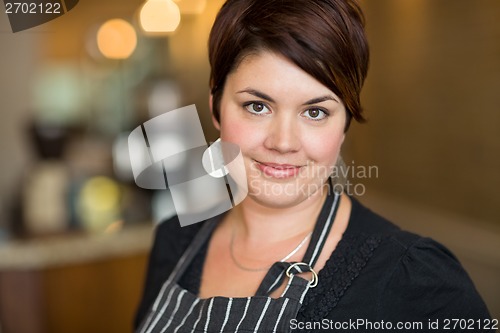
[0, 223, 156, 333]
[0, 223, 154, 270]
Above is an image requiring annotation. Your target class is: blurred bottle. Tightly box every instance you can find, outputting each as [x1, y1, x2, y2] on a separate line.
[20, 123, 70, 237]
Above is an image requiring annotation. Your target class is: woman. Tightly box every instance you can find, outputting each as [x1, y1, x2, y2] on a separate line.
[135, 0, 493, 332]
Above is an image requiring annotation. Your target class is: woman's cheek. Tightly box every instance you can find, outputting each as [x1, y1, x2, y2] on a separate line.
[306, 133, 343, 165]
[220, 118, 262, 148]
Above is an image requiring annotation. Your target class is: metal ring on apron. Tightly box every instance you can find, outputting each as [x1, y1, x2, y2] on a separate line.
[286, 262, 319, 288]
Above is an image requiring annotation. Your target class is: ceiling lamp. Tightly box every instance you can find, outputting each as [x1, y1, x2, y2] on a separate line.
[139, 0, 181, 34]
[97, 19, 137, 59]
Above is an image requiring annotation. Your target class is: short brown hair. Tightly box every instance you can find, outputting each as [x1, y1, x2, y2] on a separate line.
[208, 0, 369, 130]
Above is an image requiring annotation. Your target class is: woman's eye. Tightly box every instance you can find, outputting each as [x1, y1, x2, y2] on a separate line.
[244, 102, 270, 114]
[303, 108, 328, 120]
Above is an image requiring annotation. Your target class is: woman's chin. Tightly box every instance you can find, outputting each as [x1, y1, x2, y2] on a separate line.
[245, 179, 326, 209]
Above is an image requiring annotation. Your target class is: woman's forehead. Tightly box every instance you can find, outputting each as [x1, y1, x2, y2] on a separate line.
[226, 51, 341, 102]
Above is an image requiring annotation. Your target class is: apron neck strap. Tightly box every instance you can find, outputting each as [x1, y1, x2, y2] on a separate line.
[302, 191, 341, 267]
[256, 191, 342, 296]
[169, 190, 342, 296]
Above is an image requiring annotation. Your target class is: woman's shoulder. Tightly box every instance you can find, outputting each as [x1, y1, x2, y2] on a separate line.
[345, 197, 470, 270]
[155, 215, 204, 245]
[298, 197, 492, 326]
[345, 196, 449, 253]
[345, 197, 486, 300]
[374, 234, 492, 325]
[134, 216, 205, 329]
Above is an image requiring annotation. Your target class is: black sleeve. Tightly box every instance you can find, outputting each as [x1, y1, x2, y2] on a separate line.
[378, 237, 493, 332]
[133, 216, 201, 330]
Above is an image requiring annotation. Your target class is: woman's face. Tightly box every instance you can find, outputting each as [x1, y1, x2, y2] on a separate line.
[213, 51, 346, 208]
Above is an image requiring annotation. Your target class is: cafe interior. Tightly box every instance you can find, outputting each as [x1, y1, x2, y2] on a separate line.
[0, 0, 499, 332]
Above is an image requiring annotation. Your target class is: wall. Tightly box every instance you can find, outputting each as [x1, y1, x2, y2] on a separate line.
[348, 0, 500, 226]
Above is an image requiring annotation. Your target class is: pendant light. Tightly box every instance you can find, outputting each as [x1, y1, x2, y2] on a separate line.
[96, 19, 137, 59]
[139, 0, 181, 34]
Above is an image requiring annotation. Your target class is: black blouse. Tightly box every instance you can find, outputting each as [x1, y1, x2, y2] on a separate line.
[135, 198, 493, 332]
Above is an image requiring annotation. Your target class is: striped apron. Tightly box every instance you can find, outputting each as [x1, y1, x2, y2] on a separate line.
[137, 191, 340, 333]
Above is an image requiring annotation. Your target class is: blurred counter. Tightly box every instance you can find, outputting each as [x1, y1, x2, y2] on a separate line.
[0, 224, 154, 270]
[0, 224, 155, 333]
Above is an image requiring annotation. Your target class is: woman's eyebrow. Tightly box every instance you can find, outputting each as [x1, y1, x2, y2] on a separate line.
[237, 89, 338, 105]
[303, 95, 339, 105]
[236, 89, 275, 103]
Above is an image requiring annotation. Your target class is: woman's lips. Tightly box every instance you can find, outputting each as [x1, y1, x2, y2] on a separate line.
[254, 161, 302, 179]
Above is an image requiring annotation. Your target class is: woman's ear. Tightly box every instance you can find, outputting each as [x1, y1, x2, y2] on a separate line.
[209, 94, 220, 130]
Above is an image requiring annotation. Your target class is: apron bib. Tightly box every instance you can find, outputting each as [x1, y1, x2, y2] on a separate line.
[137, 191, 340, 333]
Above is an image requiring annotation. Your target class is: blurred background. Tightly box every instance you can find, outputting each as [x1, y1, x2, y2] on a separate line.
[0, 0, 498, 332]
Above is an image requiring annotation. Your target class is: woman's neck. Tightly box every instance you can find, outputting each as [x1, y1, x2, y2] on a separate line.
[227, 185, 329, 244]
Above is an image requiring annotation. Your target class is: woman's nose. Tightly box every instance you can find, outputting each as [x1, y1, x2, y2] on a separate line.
[263, 116, 301, 154]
